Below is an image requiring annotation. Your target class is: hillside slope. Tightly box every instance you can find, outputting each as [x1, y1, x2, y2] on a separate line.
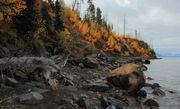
[0, 0, 156, 58]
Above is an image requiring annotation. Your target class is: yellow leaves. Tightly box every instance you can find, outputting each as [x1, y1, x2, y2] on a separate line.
[124, 51, 130, 56]
[0, 0, 26, 21]
[114, 45, 122, 51]
[131, 41, 139, 47]
[63, 7, 153, 57]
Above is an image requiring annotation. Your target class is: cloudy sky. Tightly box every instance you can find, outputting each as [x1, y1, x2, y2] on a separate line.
[64, 0, 180, 55]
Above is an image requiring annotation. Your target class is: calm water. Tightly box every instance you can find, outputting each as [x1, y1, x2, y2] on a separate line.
[144, 57, 180, 109]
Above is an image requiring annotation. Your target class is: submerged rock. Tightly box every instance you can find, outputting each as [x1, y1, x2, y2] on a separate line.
[147, 77, 154, 80]
[152, 88, 166, 96]
[107, 64, 146, 94]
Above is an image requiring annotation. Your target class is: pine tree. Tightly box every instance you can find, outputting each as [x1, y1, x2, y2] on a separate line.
[87, 0, 95, 21]
[41, 5, 53, 35]
[54, 0, 64, 31]
[13, 0, 45, 38]
[96, 7, 102, 26]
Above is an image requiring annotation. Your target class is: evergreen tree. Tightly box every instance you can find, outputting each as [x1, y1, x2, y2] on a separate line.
[41, 5, 53, 35]
[87, 0, 95, 21]
[96, 7, 102, 25]
[13, 0, 44, 38]
[54, 0, 64, 31]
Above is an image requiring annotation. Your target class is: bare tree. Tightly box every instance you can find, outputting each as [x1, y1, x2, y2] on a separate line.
[72, 0, 84, 11]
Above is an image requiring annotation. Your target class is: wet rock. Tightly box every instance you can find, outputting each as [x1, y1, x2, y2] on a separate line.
[106, 105, 117, 109]
[107, 57, 116, 63]
[137, 90, 147, 98]
[152, 88, 166, 96]
[107, 64, 146, 94]
[168, 90, 176, 94]
[108, 97, 129, 109]
[83, 57, 99, 68]
[139, 65, 148, 71]
[152, 83, 160, 89]
[19, 92, 43, 105]
[89, 97, 101, 109]
[57, 104, 74, 109]
[143, 59, 151, 64]
[0, 46, 10, 58]
[147, 77, 154, 80]
[6, 77, 20, 87]
[77, 97, 89, 108]
[85, 82, 109, 92]
[100, 96, 109, 108]
[144, 83, 153, 88]
[78, 63, 84, 68]
[90, 106, 100, 109]
[144, 99, 159, 107]
[14, 71, 28, 80]
[25, 81, 47, 89]
[144, 83, 161, 89]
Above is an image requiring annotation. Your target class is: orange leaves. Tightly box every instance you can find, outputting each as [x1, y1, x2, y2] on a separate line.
[0, 0, 26, 21]
[63, 7, 153, 57]
[114, 45, 122, 51]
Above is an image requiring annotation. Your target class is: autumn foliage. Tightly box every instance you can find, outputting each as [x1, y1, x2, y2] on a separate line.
[0, 0, 155, 58]
[0, 0, 26, 21]
[63, 7, 154, 57]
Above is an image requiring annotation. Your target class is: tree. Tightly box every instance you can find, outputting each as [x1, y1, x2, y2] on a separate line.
[72, 0, 84, 11]
[96, 7, 102, 25]
[41, 5, 53, 35]
[54, 0, 64, 31]
[13, 0, 45, 37]
[87, 0, 95, 21]
[0, 0, 26, 21]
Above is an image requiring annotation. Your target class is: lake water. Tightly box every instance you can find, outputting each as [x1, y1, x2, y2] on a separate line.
[144, 57, 180, 109]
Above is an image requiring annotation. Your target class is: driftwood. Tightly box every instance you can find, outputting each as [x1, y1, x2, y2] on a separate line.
[0, 57, 62, 80]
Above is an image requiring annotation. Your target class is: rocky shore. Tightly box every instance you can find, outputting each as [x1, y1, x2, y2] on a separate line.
[0, 53, 162, 109]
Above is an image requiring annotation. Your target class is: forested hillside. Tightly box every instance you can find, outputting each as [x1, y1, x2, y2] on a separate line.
[0, 0, 156, 58]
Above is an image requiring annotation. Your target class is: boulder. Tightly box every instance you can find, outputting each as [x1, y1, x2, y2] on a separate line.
[152, 83, 160, 89]
[107, 64, 146, 94]
[136, 90, 147, 98]
[144, 99, 159, 107]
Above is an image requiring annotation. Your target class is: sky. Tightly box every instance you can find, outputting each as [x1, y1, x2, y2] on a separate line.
[64, 0, 180, 56]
